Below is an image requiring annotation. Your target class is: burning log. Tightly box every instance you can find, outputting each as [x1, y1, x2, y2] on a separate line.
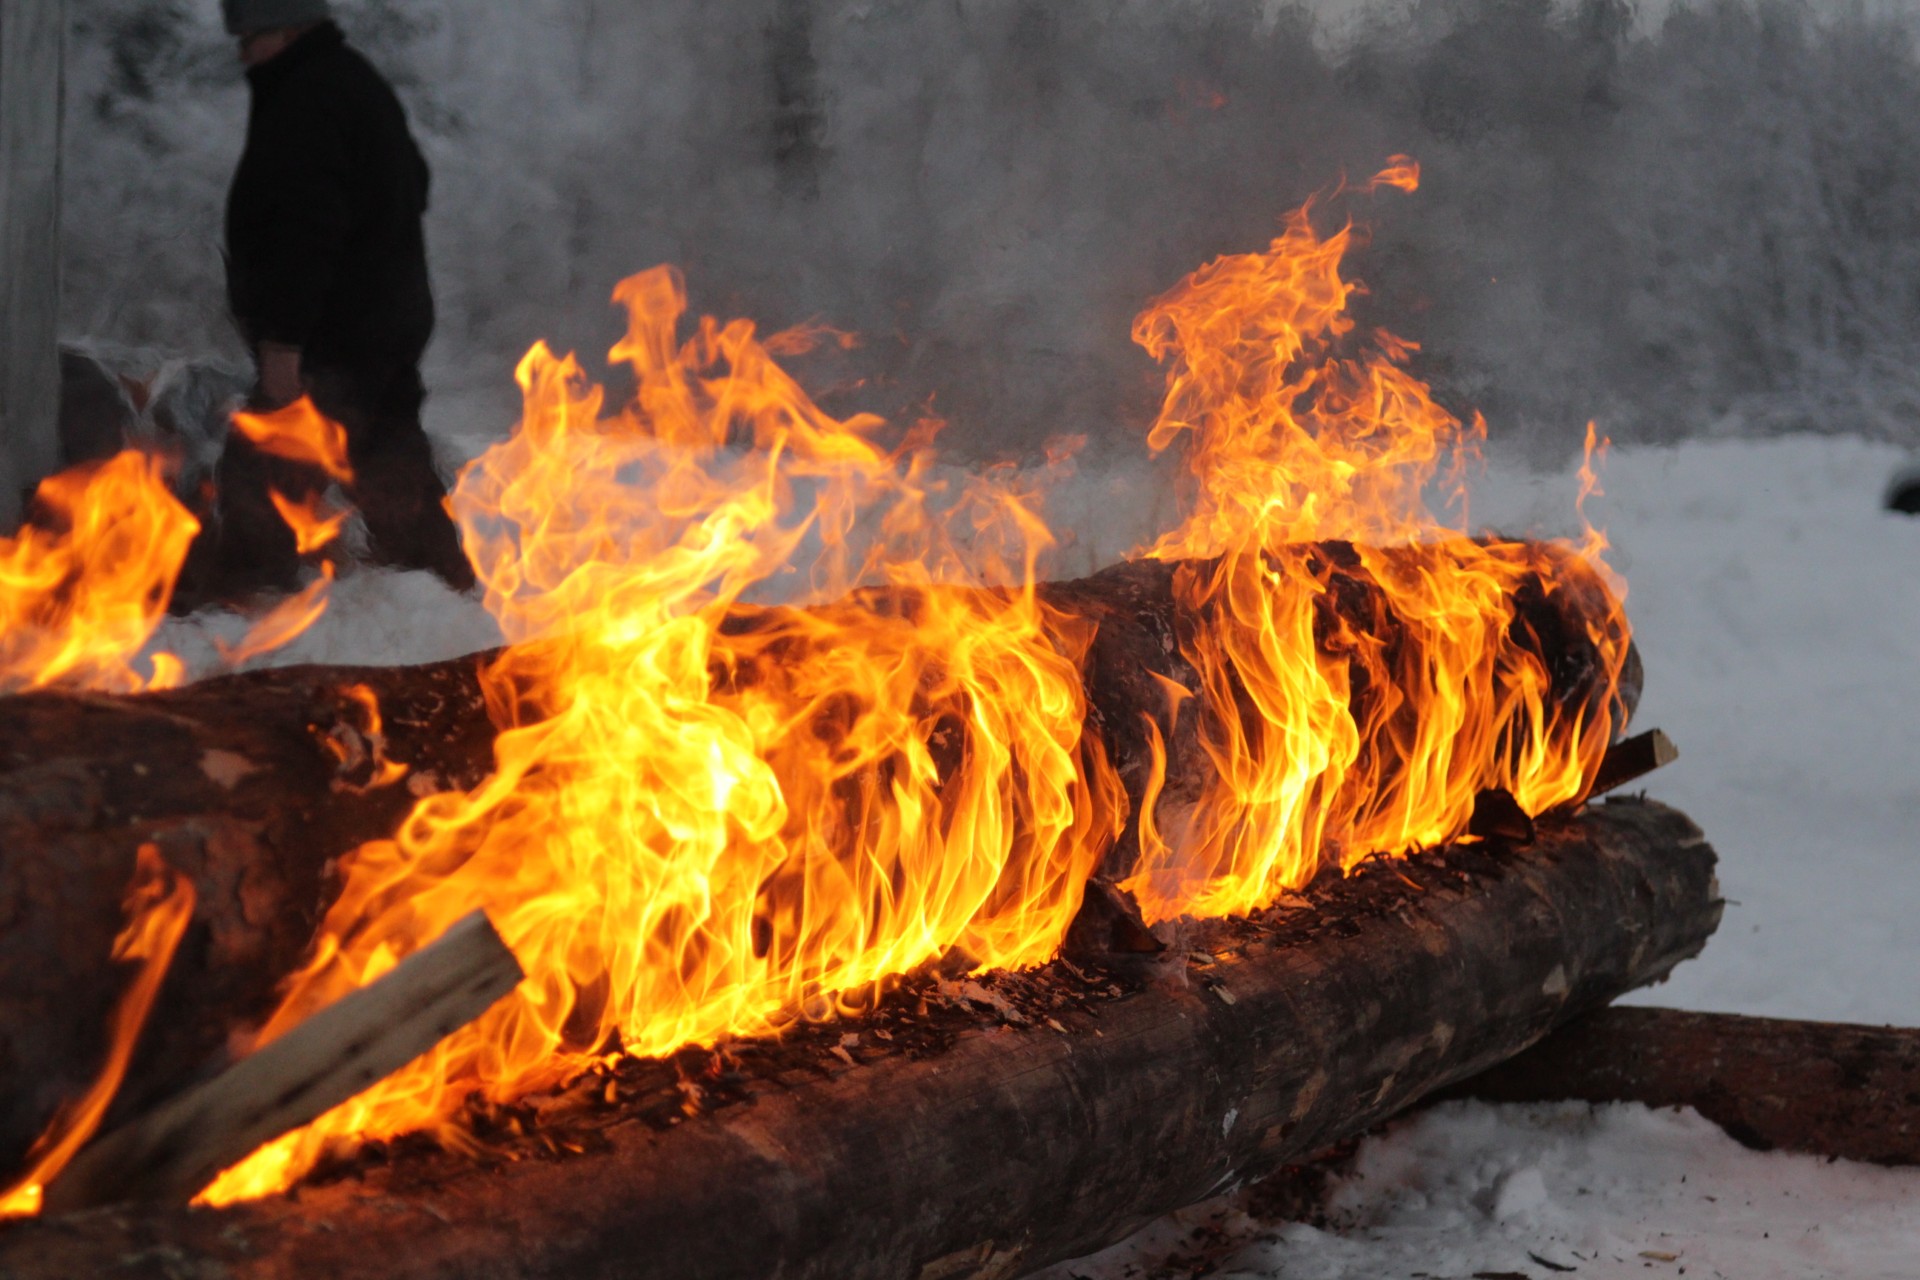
[0, 799, 1717, 1280]
[0, 546, 1631, 1175]
[1449, 1007, 1920, 1166]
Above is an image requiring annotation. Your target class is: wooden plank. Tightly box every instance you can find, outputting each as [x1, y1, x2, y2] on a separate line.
[1587, 727, 1678, 799]
[41, 911, 524, 1213]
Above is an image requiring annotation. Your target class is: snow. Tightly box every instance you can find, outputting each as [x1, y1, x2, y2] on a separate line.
[146, 564, 500, 678]
[1037, 1102, 1920, 1280]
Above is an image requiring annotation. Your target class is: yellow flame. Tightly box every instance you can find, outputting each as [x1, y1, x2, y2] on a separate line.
[201, 266, 1124, 1203]
[197, 164, 1630, 1204]
[231, 398, 354, 484]
[0, 451, 198, 693]
[0, 395, 363, 691]
[1120, 162, 1630, 919]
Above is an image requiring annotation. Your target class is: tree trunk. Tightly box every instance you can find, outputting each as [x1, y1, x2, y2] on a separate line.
[0, 545, 1632, 1170]
[0, 798, 1720, 1280]
[1449, 1006, 1920, 1165]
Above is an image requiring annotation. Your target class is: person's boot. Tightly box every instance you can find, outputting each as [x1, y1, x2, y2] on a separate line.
[354, 450, 477, 592]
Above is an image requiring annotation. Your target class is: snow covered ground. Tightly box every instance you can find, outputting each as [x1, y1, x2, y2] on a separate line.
[148, 428, 1920, 1276]
[1037, 1102, 1920, 1280]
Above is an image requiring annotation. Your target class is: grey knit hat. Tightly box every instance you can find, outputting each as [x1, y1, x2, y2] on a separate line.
[222, 0, 333, 36]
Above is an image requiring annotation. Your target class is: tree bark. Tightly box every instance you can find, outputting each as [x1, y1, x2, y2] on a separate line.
[1448, 1006, 1920, 1165]
[0, 545, 1632, 1171]
[0, 798, 1720, 1280]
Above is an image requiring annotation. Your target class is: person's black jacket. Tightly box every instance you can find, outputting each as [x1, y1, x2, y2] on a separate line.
[225, 23, 434, 369]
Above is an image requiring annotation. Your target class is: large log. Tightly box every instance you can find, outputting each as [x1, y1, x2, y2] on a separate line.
[1449, 1006, 1920, 1165]
[0, 546, 1631, 1170]
[0, 798, 1720, 1279]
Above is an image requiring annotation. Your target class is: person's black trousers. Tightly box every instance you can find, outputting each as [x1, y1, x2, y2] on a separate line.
[178, 360, 475, 609]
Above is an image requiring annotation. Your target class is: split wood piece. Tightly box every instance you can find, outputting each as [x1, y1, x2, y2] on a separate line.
[0, 546, 1633, 1171]
[41, 911, 523, 1214]
[1586, 728, 1678, 799]
[1447, 1006, 1920, 1165]
[0, 799, 1720, 1280]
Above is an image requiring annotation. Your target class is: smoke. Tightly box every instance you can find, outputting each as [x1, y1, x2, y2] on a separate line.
[59, 0, 1920, 467]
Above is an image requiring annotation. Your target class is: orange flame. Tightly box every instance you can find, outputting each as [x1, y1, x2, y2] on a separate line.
[231, 397, 354, 484]
[1119, 165, 1629, 919]
[200, 266, 1123, 1203]
[222, 397, 359, 663]
[0, 845, 195, 1218]
[320, 683, 410, 792]
[196, 165, 1629, 1204]
[0, 396, 360, 692]
[216, 565, 338, 667]
[1365, 155, 1421, 194]
[269, 489, 352, 556]
[0, 451, 197, 693]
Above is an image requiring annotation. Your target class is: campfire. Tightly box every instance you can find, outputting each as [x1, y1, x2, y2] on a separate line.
[0, 165, 1742, 1278]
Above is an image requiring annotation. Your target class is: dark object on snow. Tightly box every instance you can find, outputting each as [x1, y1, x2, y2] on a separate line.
[0, 800, 1718, 1280]
[0, 550, 1633, 1175]
[1449, 1006, 1920, 1166]
[208, 22, 471, 597]
[1886, 463, 1920, 515]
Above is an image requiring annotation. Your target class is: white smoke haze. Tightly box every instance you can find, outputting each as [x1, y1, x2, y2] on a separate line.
[60, 0, 1920, 473]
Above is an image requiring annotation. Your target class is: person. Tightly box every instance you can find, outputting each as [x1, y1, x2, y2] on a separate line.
[200, 0, 474, 599]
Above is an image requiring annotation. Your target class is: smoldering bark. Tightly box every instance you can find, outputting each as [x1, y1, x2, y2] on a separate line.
[0, 799, 1720, 1280]
[0, 543, 1632, 1171]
